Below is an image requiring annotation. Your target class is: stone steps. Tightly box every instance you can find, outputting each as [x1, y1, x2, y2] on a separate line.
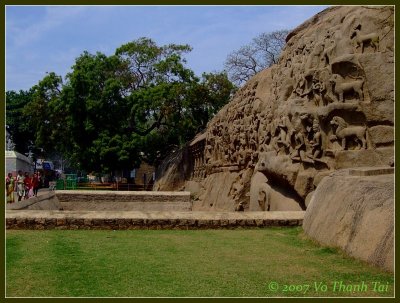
[6, 210, 305, 230]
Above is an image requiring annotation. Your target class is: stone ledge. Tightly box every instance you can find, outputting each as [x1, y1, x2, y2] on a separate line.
[348, 166, 394, 176]
[6, 211, 305, 230]
[55, 190, 191, 196]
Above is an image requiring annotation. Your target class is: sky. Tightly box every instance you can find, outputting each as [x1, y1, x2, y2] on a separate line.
[6, 5, 328, 91]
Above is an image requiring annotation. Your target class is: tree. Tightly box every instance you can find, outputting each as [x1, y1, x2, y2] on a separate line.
[224, 29, 290, 86]
[184, 72, 236, 133]
[23, 72, 64, 155]
[6, 89, 35, 154]
[115, 37, 193, 92]
[115, 39, 235, 165]
[60, 51, 132, 172]
[6, 38, 236, 174]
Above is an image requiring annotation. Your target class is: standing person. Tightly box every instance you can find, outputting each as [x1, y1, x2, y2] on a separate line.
[6, 173, 15, 203]
[32, 172, 40, 197]
[24, 172, 32, 199]
[37, 171, 42, 189]
[16, 170, 25, 202]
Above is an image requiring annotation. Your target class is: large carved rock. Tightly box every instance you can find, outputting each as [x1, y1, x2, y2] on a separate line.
[303, 169, 394, 272]
[154, 6, 394, 212]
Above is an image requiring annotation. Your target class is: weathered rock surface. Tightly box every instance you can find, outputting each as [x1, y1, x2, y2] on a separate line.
[303, 168, 394, 272]
[155, 6, 394, 213]
[249, 172, 304, 211]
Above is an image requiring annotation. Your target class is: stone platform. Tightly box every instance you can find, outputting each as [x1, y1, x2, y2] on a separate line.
[6, 210, 305, 230]
[7, 190, 193, 212]
[56, 190, 192, 211]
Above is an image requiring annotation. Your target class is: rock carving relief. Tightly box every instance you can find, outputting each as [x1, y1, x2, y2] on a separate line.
[181, 6, 393, 211]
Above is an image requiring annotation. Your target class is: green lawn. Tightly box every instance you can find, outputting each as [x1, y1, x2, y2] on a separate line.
[6, 228, 393, 297]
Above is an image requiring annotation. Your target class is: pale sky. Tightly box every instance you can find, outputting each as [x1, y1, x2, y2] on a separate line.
[6, 5, 328, 91]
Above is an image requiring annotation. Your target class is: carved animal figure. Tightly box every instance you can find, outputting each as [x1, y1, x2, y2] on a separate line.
[330, 116, 367, 150]
[351, 29, 380, 53]
[329, 74, 364, 102]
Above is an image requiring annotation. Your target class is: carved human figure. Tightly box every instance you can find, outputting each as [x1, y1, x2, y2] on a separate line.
[229, 173, 245, 201]
[257, 114, 271, 152]
[267, 135, 280, 155]
[304, 41, 325, 76]
[227, 147, 235, 165]
[323, 38, 337, 66]
[294, 71, 313, 98]
[249, 128, 258, 151]
[238, 145, 251, 166]
[278, 58, 296, 102]
[239, 127, 247, 147]
[222, 128, 230, 154]
[276, 115, 293, 153]
[213, 135, 223, 162]
[292, 55, 308, 98]
[290, 122, 309, 163]
[317, 68, 335, 106]
[311, 77, 325, 106]
[232, 145, 240, 164]
[309, 119, 323, 159]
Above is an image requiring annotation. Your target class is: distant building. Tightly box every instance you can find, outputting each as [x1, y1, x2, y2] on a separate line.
[5, 151, 33, 176]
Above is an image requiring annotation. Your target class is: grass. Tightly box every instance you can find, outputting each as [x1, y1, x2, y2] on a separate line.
[6, 227, 394, 297]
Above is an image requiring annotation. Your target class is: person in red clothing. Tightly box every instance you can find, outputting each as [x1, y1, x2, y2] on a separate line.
[32, 172, 40, 197]
[23, 172, 32, 199]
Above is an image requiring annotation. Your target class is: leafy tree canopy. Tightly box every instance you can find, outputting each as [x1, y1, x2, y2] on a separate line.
[6, 89, 35, 154]
[6, 37, 236, 174]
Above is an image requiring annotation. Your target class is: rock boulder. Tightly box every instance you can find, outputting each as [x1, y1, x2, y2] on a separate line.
[303, 168, 394, 272]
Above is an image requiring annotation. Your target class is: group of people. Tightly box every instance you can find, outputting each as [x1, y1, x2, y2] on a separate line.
[6, 170, 42, 203]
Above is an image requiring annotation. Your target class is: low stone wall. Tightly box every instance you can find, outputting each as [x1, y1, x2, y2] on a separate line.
[6, 210, 305, 230]
[303, 167, 394, 272]
[55, 190, 192, 211]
